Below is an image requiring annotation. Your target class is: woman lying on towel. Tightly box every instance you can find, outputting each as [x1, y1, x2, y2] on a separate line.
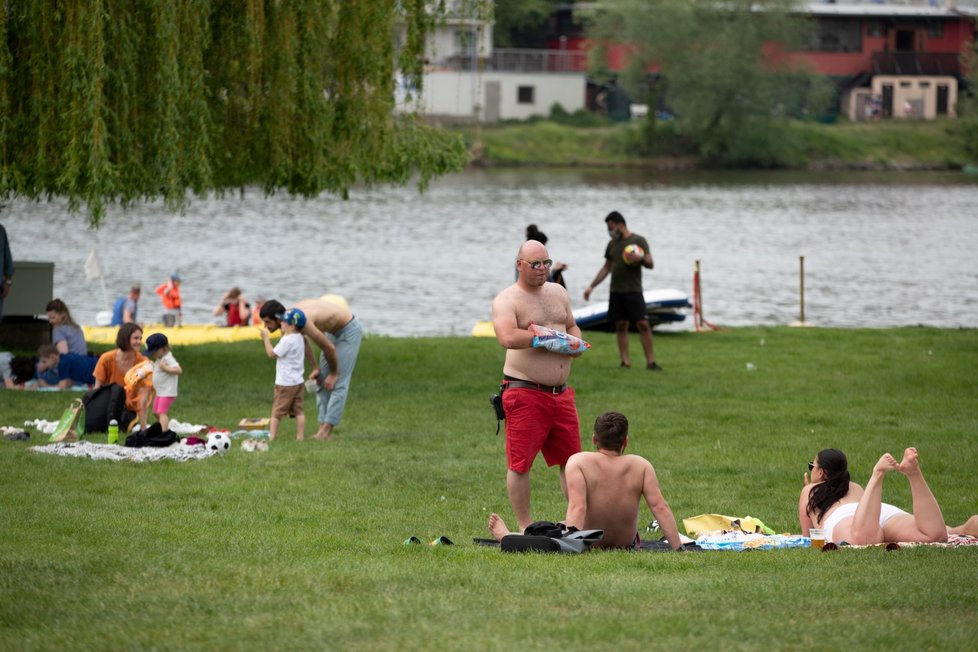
[799, 447, 978, 545]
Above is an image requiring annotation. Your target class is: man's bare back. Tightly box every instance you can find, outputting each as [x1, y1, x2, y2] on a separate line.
[565, 451, 679, 549]
[292, 298, 353, 336]
[565, 452, 649, 547]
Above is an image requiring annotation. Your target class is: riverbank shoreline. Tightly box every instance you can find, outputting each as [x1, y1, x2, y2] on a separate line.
[467, 155, 967, 172]
[454, 117, 976, 172]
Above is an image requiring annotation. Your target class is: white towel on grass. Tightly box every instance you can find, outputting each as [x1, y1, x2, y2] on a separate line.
[29, 440, 218, 463]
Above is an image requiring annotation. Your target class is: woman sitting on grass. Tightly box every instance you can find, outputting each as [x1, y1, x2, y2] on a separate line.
[47, 298, 87, 355]
[799, 447, 978, 545]
[93, 323, 146, 390]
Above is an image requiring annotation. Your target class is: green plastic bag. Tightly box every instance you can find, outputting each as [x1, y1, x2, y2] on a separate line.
[49, 399, 85, 442]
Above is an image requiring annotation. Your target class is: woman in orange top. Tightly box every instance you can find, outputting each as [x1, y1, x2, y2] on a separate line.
[93, 323, 146, 389]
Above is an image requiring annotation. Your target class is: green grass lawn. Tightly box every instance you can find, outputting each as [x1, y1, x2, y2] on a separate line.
[2, 327, 977, 650]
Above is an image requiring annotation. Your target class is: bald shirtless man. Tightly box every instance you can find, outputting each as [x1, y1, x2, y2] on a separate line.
[491, 239, 583, 533]
[489, 411, 683, 550]
[260, 297, 363, 440]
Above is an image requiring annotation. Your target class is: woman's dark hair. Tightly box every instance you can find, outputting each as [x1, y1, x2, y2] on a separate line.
[46, 298, 78, 327]
[525, 224, 547, 245]
[806, 448, 850, 522]
[115, 322, 143, 351]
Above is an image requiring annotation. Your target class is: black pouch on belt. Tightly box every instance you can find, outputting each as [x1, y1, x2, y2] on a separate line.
[490, 384, 506, 434]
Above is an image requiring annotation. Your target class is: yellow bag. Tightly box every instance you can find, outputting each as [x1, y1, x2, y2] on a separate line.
[682, 514, 774, 537]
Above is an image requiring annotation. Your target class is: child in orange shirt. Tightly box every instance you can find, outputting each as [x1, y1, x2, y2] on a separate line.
[155, 273, 182, 327]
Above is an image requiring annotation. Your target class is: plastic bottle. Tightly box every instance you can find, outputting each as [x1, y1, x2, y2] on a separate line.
[107, 419, 119, 445]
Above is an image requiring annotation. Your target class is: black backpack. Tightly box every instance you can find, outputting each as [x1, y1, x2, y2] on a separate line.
[82, 384, 126, 433]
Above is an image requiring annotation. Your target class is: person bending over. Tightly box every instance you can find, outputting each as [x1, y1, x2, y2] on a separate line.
[35, 344, 97, 389]
[259, 297, 361, 441]
[799, 447, 978, 545]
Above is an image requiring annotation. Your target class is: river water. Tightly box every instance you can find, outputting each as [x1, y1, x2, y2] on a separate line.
[4, 168, 978, 335]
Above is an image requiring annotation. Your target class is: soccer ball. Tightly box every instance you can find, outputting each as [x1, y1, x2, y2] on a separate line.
[623, 243, 645, 265]
[207, 432, 232, 454]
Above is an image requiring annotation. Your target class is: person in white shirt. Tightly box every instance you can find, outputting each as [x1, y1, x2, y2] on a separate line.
[260, 308, 307, 441]
[144, 333, 182, 432]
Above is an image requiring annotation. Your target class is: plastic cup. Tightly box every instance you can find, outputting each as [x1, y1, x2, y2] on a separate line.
[809, 528, 825, 549]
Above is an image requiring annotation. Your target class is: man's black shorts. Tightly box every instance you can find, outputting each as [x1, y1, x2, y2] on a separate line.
[608, 292, 648, 324]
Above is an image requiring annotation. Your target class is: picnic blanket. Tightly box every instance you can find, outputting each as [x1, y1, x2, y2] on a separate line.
[29, 440, 218, 462]
[828, 534, 978, 550]
[694, 532, 978, 551]
[695, 531, 810, 551]
[24, 384, 89, 392]
[473, 537, 702, 552]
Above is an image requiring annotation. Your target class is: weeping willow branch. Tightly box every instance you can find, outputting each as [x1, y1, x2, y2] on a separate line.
[0, 0, 468, 226]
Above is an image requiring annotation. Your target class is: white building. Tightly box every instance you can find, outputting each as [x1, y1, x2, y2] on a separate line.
[396, 3, 586, 122]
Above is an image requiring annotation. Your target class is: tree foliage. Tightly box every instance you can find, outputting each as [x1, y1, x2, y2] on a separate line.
[585, 0, 832, 166]
[956, 41, 978, 162]
[492, 0, 564, 48]
[0, 1, 468, 225]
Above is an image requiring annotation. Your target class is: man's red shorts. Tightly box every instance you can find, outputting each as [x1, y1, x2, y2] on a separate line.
[503, 386, 581, 473]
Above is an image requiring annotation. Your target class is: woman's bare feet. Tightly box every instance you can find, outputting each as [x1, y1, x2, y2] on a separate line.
[488, 513, 513, 541]
[313, 423, 333, 441]
[898, 447, 921, 476]
[873, 453, 900, 475]
[948, 515, 978, 537]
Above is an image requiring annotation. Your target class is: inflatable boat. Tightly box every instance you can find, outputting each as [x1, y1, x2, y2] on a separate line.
[572, 289, 691, 331]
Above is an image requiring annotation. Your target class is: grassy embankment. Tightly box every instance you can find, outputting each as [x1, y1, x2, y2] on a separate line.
[454, 117, 973, 170]
[2, 327, 977, 649]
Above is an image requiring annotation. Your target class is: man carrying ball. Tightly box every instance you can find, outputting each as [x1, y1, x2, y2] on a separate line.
[583, 211, 661, 370]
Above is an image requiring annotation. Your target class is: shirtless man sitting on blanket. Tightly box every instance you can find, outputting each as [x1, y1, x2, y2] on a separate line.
[488, 411, 684, 550]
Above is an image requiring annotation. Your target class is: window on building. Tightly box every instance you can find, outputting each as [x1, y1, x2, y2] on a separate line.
[866, 21, 883, 38]
[899, 81, 912, 88]
[798, 18, 862, 53]
[919, 81, 931, 88]
[927, 22, 944, 38]
[517, 86, 535, 104]
[454, 29, 476, 56]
